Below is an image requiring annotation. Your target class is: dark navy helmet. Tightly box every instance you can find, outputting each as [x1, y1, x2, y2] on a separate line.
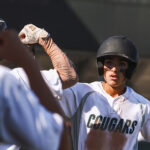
[97, 35, 139, 79]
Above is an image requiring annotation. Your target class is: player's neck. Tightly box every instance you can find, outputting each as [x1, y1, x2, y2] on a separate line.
[102, 82, 126, 98]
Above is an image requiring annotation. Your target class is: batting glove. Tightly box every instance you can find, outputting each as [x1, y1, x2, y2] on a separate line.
[19, 24, 50, 44]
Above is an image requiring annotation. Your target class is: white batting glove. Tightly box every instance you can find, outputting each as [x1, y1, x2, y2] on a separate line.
[19, 24, 50, 44]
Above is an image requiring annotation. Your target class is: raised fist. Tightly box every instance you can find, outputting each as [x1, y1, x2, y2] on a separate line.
[19, 24, 49, 44]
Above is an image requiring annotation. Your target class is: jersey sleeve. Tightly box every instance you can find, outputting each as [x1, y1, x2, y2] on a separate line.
[41, 69, 63, 99]
[59, 87, 78, 118]
[10, 68, 63, 100]
[59, 83, 93, 118]
[140, 103, 150, 141]
[0, 72, 63, 150]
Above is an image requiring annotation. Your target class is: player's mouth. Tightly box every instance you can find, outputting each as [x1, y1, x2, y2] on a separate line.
[110, 74, 119, 80]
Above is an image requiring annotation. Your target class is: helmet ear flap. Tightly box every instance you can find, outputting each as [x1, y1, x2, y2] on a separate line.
[125, 62, 137, 79]
[97, 60, 104, 76]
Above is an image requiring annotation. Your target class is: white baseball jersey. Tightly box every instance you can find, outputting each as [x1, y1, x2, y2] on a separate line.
[59, 81, 150, 150]
[0, 65, 63, 150]
[10, 67, 62, 100]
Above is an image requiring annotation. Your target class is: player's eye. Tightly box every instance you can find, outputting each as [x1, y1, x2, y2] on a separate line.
[119, 61, 128, 69]
[104, 60, 114, 68]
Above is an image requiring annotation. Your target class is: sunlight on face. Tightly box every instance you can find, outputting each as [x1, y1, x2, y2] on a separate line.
[103, 56, 128, 88]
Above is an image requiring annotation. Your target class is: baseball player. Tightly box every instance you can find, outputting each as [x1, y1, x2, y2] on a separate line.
[0, 30, 71, 150]
[0, 18, 78, 100]
[59, 36, 150, 150]
[0, 19, 76, 149]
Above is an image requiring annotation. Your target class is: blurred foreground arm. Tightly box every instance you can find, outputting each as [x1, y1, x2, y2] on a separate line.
[0, 30, 64, 116]
[0, 67, 64, 150]
[19, 24, 78, 89]
[85, 129, 127, 150]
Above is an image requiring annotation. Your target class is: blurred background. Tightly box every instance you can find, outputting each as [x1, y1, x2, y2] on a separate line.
[0, 0, 150, 149]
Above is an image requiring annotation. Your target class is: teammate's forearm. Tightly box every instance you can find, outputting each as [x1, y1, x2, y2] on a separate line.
[20, 55, 65, 116]
[58, 123, 72, 150]
[0, 30, 64, 116]
[39, 38, 78, 89]
[19, 24, 78, 89]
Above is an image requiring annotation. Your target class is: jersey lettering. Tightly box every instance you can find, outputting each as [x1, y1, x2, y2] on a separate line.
[115, 119, 124, 132]
[87, 114, 95, 128]
[87, 114, 138, 134]
[108, 118, 118, 132]
[122, 120, 131, 134]
[93, 115, 103, 129]
[129, 121, 138, 134]
[100, 117, 110, 131]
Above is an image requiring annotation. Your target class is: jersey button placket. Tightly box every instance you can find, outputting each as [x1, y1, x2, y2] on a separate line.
[112, 96, 125, 115]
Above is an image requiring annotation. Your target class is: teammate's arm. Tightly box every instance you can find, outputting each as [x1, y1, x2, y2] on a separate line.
[85, 129, 127, 150]
[0, 71, 65, 150]
[0, 30, 65, 116]
[19, 24, 78, 89]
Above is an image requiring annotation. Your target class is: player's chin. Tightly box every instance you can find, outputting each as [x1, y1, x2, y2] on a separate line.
[108, 80, 121, 88]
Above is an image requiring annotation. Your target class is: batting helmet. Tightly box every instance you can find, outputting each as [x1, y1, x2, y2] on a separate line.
[97, 35, 139, 79]
[0, 18, 7, 31]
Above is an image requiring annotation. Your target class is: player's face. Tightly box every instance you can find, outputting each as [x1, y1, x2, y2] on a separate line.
[103, 56, 128, 88]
